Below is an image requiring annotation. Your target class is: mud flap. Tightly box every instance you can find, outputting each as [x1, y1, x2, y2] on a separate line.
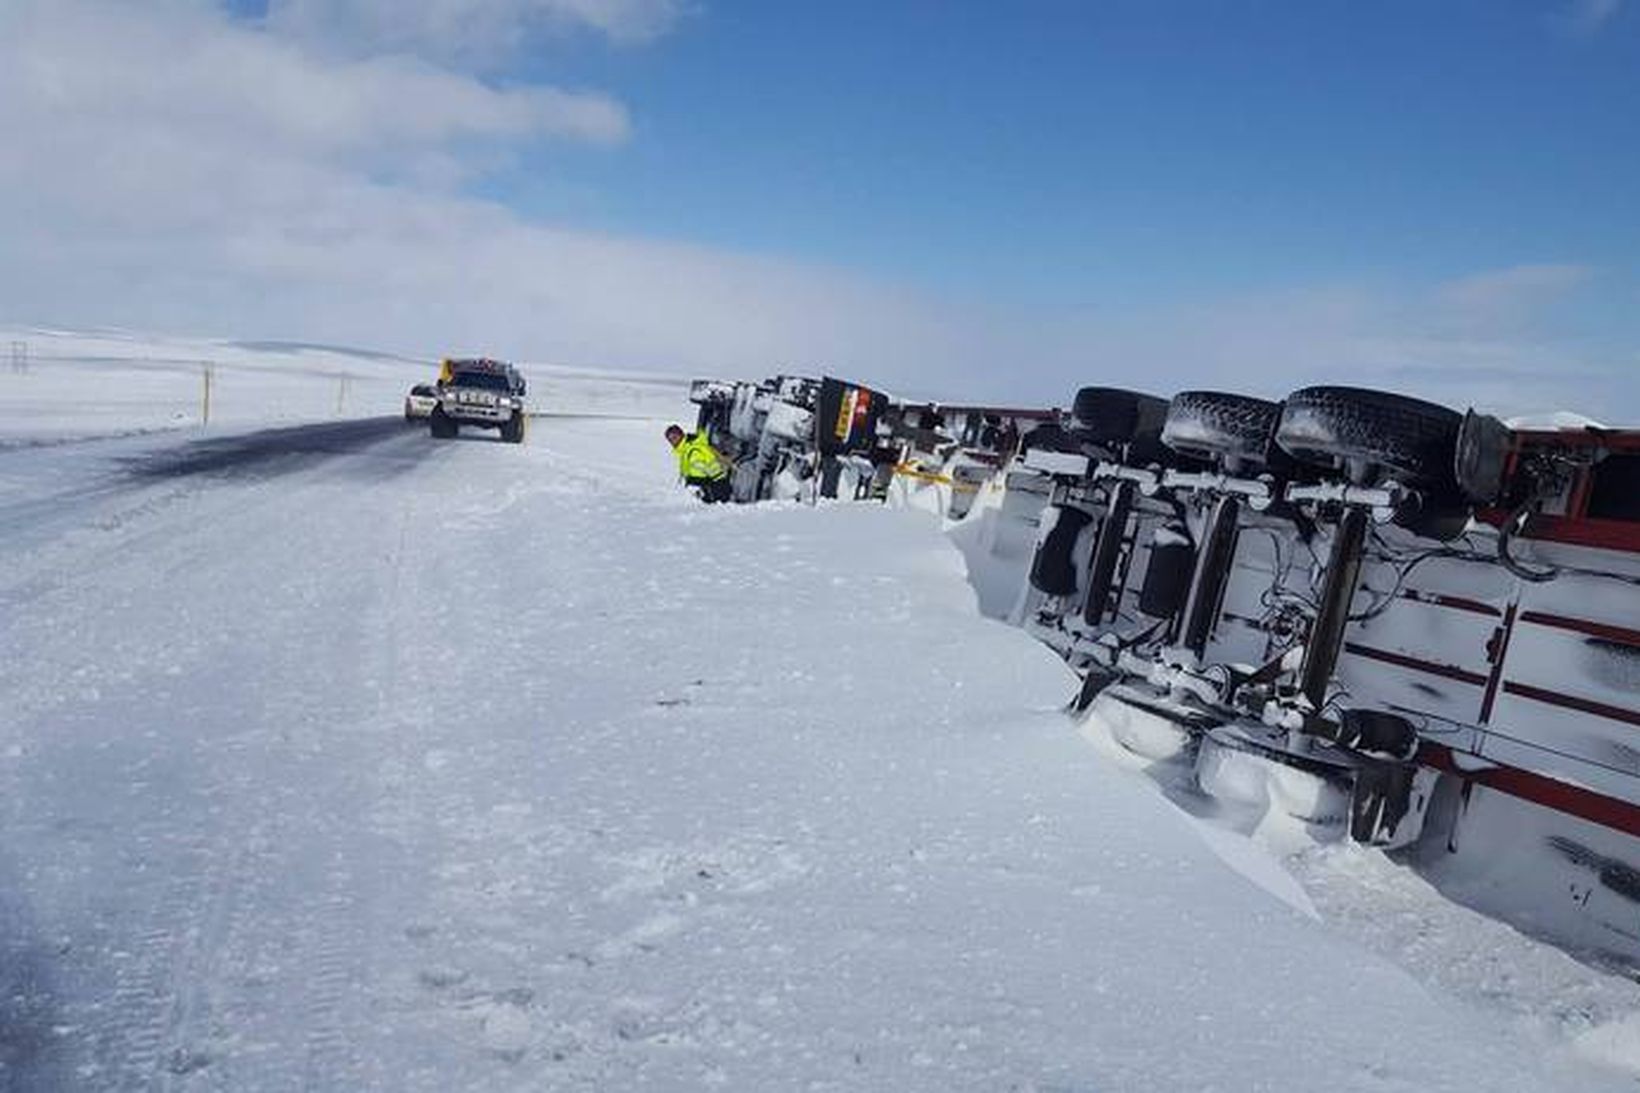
[816, 377, 886, 455]
[1137, 525, 1194, 620]
[1350, 761, 1439, 849]
[818, 456, 843, 499]
[1029, 505, 1092, 596]
[1082, 481, 1134, 626]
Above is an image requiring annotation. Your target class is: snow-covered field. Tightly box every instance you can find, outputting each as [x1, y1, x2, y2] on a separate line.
[4, 330, 1640, 1090]
[0, 327, 687, 445]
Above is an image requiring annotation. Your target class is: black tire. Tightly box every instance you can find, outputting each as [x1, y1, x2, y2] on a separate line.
[1336, 709, 1418, 759]
[1070, 387, 1169, 447]
[1275, 386, 1461, 488]
[1020, 422, 1082, 455]
[500, 415, 525, 444]
[429, 410, 456, 439]
[1161, 391, 1282, 467]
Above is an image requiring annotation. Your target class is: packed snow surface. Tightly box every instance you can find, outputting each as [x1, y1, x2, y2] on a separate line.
[2, 335, 1639, 1090]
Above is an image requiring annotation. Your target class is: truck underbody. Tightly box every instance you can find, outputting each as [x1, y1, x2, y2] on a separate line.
[989, 387, 1640, 965]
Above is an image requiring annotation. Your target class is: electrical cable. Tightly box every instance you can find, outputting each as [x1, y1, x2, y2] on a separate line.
[1497, 500, 1560, 583]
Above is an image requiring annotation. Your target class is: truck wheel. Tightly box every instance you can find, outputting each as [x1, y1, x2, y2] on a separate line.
[1335, 708, 1418, 759]
[1275, 386, 1461, 489]
[1161, 391, 1283, 468]
[1020, 422, 1080, 455]
[1071, 386, 1169, 447]
[501, 415, 525, 444]
[430, 410, 456, 438]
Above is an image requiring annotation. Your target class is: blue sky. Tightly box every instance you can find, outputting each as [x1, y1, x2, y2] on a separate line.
[4, 0, 1637, 415]
[496, 2, 1639, 304]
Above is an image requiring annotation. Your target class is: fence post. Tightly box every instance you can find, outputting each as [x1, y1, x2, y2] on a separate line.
[201, 362, 214, 426]
[335, 374, 349, 416]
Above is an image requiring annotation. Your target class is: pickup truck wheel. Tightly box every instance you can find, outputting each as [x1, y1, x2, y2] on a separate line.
[430, 410, 456, 439]
[501, 415, 525, 444]
[1275, 386, 1461, 489]
[1161, 391, 1283, 467]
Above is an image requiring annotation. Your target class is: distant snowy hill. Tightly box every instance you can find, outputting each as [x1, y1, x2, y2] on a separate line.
[0, 326, 688, 445]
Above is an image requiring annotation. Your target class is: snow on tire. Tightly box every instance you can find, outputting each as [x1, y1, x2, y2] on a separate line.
[1161, 391, 1283, 466]
[1275, 385, 1462, 488]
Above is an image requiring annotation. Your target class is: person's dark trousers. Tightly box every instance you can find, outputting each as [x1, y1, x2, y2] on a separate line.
[689, 476, 733, 504]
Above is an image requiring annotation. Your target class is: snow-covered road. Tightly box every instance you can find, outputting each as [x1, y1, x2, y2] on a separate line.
[0, 415, 1634, 1090]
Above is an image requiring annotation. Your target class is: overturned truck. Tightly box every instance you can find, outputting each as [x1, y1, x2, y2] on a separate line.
[688, 375, 898, 503]
[1010, 384, 1640, 959]
[687, 373, 1045, 507]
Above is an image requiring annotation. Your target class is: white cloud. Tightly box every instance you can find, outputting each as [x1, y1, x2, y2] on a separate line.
[0, 0, 985, 390]
[1434, 263, 1590, 322]
[1564, 0, 1622, 34]
[1, 0, 629, 171]
[264, 0, 689, 59]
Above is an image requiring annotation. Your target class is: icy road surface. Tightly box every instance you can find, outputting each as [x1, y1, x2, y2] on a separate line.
[0, 416, 1632, 1091]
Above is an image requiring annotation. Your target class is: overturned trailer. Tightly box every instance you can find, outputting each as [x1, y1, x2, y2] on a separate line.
[1011, 383, 1640, 960]
[876, 401, 1059, 520]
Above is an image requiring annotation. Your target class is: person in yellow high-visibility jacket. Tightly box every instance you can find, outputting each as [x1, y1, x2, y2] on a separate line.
[665, 423, 733, 503]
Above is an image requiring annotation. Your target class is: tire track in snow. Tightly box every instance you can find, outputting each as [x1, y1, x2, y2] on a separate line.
[89, 833, 216, 1090]
[296, 879, 366, 1091]
[149, 802, 289, 1090]
[65, 479, 408, 1087]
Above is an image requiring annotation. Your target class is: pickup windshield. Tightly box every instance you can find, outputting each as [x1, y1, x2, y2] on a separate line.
[448, 372, 512, 392]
